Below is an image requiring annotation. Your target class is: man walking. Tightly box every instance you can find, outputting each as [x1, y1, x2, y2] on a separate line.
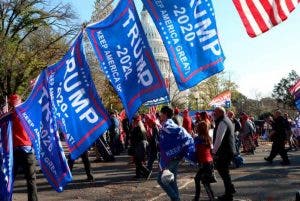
[212, 107, 236, 201]
[264, 110, 290, 165]
[157, 106, 194, 201]
[9, 94, 38, 201]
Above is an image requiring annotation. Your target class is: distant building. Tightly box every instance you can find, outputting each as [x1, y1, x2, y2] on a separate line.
[140, 6, 189, 107]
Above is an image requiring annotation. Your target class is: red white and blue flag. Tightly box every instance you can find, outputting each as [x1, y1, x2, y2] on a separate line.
[233, 0, 300, 37]
[209, 91, 231, 108]
[0, 114, 13, 201]
[15, 71, 72, 192]
[289, 79, 300, 111]
[46, 32, 111, 160]
[86, 0, 169, 120]
[142, 0, 225, 91]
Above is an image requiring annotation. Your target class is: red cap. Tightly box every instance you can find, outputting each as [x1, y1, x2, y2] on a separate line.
[8, 94, 22, 106]
[174, 108, 180, 114]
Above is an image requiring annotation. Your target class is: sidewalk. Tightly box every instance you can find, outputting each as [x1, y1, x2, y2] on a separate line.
[13, 142, 300, 201]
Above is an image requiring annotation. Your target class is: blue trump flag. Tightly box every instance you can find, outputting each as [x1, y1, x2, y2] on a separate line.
[0, 114, 13, 201]
[158, 119, 195, 169]
[46, 32, 111, 160]
[15, 71, 72, 192]
[142, 0, 225, 91]
[86, 0, 169, 120]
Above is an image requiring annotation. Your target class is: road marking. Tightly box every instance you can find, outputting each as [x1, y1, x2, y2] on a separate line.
[149, 179, 194, 201]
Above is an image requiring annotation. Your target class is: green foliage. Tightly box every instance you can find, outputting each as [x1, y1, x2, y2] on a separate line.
[0, 0, 79, 105]
[259, 112, 273, 120]
[272, 70, 299, 108]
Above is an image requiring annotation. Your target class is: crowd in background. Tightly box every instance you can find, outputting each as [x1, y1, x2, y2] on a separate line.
[2, 93, 300, 201]
[79, 106, 298, 201]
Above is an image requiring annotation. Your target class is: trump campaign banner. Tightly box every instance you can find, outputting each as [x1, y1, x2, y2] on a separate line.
[15, 70, 72, 192]
[158, 119, 195, 169]
[46, 32, 111, 160]
[142, 0, 225, 91]
[86, 0, 169, 120]
[209, 90, 231, 108]
[0, 114, 13, 201]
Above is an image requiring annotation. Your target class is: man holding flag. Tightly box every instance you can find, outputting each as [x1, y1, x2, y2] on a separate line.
[157, 106, 195, 201]
[8, 94, 38, 201]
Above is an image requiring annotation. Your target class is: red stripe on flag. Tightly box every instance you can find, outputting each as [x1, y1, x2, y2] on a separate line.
[233, 0, 257, 37]
[275, 0, 288, 21]
[260, 0, 278, 26]
[286, 0, 296, 12]
[247, 0, 269, 33]
[233, 0, 299, 37]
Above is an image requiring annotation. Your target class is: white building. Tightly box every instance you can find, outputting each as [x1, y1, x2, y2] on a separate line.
[140, 7, 189, 107]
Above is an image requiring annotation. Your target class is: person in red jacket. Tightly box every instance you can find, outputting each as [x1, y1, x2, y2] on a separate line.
[193, 121, 216, 201]
[9, 94, 38, 201]
[182, 109, 193, 135]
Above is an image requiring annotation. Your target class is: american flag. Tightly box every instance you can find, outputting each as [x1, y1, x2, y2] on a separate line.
[233, 0, 300, 37]
[289, 79, 300, 111]
[289, 79, 300, 94]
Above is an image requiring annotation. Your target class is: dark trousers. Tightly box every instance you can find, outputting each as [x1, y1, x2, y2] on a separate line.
[14, 149, 38, 201]
[135, 158, 150, 178]
[147, 148, 157, 171]
[194, 164, 215, 201]
[267, 140, 289, 162]
[124, 131, 130, 149]
[215, 157, 235, 198]
[68, 151, 93, 178]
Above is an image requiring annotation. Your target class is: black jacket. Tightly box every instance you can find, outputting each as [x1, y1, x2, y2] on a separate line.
[213, 116, 236, 159]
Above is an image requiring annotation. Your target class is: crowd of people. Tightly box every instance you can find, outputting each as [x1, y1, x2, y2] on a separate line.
[2, 93, 300, 201]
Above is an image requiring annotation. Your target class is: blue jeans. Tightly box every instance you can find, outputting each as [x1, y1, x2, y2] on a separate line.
[157, 159, 181, 201]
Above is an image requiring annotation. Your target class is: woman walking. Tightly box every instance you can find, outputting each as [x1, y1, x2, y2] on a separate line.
[193, 121, 216, 201]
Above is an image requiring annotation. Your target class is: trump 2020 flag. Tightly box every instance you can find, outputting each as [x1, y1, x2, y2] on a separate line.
[209, 90, 231, 108]
[158, 119, 195, 169]
[233, 0, 300, 37]
[142, 0, 225, 91]
[86, 0, 169, 120]
[0, 114, 13, 201]
[46, 32, 111, 160]
[15, 70, 72, 192]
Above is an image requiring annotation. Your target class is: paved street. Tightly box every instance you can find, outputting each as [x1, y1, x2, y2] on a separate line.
[13, 142, 300, 201]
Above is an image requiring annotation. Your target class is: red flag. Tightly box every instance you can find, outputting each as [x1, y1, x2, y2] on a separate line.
[233, 0, 300, 37]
